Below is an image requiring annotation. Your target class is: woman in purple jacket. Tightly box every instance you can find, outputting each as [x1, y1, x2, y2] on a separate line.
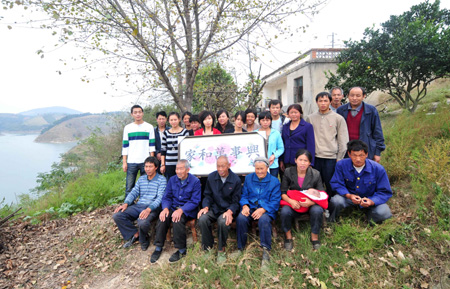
[280, 104, 315, 172]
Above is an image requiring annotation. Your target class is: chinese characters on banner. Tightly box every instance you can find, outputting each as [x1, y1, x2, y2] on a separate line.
[178, 133, 267, 176]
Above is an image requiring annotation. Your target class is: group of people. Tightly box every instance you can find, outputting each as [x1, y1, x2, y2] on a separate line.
[113, 86, 393, 267]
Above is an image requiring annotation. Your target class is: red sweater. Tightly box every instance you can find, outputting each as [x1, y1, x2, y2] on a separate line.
[346, 107, 363, 141]
[194, 128, 222, 136]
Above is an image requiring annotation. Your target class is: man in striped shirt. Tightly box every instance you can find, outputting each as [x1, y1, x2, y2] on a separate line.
[122, 105, 156, 196]
[113, 157, 167, 251]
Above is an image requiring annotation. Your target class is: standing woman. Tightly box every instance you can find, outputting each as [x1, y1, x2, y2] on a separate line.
[181, 111, 193, 130]
[215, 109, 235, 133]
[194, 111, 222, 136]
[280, 149, 325, 251]
[280, 104, 315, 172]
[160, 112, 190, 179]
[233, 111, 247, 133]
[256, 111, 284, 178]
[243, 108, 260, 132]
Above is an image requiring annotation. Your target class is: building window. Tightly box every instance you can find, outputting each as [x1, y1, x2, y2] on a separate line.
[276, 89, 282, 101]
[294, 77, 303, 103]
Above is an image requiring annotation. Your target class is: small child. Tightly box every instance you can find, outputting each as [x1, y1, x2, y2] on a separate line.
[280, 188, 328, 213]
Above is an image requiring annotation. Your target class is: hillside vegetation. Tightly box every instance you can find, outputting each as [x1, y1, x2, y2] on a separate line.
[0, 89, 449, 288]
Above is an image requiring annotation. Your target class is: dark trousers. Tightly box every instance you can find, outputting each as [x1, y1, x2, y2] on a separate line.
[269, 168, 279, 178]
[154, 209, 189, 249]
[125, 163, 145, 196]
[314, 157, 337, 197]
[198, 210, 231, 251]
[328, 195, 392, 223]
[236, 211, 273, 250]
[165, 165, 176, 180]
[112, 204, 160, 245]
[280, 205, 324, 235]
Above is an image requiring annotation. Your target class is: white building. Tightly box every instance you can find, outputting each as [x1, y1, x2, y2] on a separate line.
[261, 48, 343, 117]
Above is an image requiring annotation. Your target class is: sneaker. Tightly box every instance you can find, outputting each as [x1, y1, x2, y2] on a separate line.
[150, 250, 162, 263]
[123, 235, 138, 248]
[261, 248, 270, 269]
[284, 239, 293, 251]
[217, 251, 227, 264]
[169, 250, 186, 263]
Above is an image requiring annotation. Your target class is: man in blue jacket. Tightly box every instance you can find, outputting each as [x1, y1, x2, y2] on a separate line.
[236, 156, 281, 267]
[113, 156, 166, 251]
[197, 156, 242, 263]
[150, 159, 201, 263]
[328, 140, 392, 224]
[336, 87, 385, 162]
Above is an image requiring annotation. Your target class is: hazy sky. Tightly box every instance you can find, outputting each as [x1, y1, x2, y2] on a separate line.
[1, 0, 449, 114]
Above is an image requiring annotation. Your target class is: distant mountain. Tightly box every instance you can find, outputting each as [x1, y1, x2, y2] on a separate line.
[19, 106, 82, 116]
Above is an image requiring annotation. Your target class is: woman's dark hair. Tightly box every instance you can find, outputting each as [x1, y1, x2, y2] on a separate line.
[258, 111, 272, 123]
[199, 110, 216, 130]
[234, 111, 246, 121]
[181, 111, 193, 120]
[244, 108, 257, 122]
[215, 109, 233, 133]
[168, 112, 180, 119]
[295, 149, 312, 163]
[287, 104, 303, 115]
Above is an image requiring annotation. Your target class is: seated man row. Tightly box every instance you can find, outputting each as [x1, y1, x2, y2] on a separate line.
[112, 139, 393, 265]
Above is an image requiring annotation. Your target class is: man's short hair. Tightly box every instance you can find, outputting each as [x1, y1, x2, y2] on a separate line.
[130, 105, 143, 113]
[217, 155, 229, 163]
[144, 156, 159, 168]
[348, 86, 367, 96]
[315, 92, 332, 102]
[156, 111, 167, 118]
[330, 87, 344, 95]
[347, 140, 369, 154]
[268, 99, 283, 108]
[178, 159, 190, 169]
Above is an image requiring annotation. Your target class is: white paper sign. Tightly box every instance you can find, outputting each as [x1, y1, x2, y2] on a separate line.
[178, 132, 267, 176]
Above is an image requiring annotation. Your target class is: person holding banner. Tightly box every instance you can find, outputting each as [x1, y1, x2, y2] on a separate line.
[195, 110, 222, 136]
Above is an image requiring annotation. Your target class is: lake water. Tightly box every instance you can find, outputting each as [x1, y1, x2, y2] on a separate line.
[0, 134, 76, 205]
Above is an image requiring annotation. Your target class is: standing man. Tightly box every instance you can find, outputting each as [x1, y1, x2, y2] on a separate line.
[268, 99, 287, 133]
[336, 87, 385, 162]
[122, 105, 155, 196]
[155, 111, 169, 163]
[113, 157, 166, 251]
[328, 140, 392, 224]
[197, 156, 242, 263]
[306, 92, 348, 197]
[150, 160, 201, 264]
[330, 87, 344, 112]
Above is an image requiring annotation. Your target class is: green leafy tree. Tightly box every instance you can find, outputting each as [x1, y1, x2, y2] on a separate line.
[4, 0, 325, 113]
[325, 0, 450, 112]
[193, 62, 238, 113]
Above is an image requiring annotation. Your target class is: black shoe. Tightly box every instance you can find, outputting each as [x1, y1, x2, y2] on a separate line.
[141, 242, 149, 251]
[123, 235, 138, 248]
[169, 250, 186, 263]
[150, 250, 162, 263]
[284, 239, 294, 251]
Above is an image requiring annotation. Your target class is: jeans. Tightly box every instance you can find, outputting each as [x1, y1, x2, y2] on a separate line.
[198, 210, 231, 251]
[125, 163, 145, 196]
[280, 204, 324, 235]
[112, 204, 160, 245]
[328, 194, 392, 223]
[236, 210, 273, 250]
[269, 168, 279, 178]
[314, 157, 336, 197]
[154, 209, 190, 250]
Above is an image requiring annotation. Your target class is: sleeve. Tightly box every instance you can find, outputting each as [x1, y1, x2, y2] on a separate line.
[149, 125, 156, 153]
[180, 177, 202, 213]
[124, 178, 140, 205]
[161, 177, 173, 210]
[260, 178, 281, 215]
[154, 129, 161, 155]
[369, 167, 392, 206]
[228, 177, 242, 215]
[161, 131, 167, 156]
[148, 176, 167, 211]
[122, 125, 129, 156]
[273, 131, 285, 159]
[306, 123, 316, 166]
[314, 173, 325, 191]
[372, 109, 386, 156]
[280, 169, 291, 194]
[240, 176, 250, 207]
[330, 162, 350, 197]
[202, 176, 214, 209]
[337, 115, 349, 160]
